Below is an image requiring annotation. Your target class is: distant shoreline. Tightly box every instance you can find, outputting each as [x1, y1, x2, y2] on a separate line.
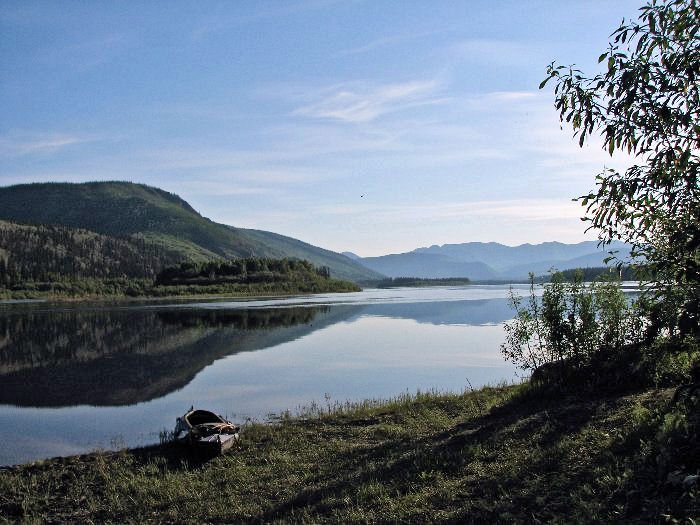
[0, 287, 356, 304]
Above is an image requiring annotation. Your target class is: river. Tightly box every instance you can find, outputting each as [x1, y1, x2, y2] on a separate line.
[0, 284, 529, 466]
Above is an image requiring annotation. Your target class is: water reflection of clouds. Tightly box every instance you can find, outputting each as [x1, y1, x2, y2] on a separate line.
[1, 285, 527, 465]
[0, 434, 85, 465]
[162, 284, 535, 312]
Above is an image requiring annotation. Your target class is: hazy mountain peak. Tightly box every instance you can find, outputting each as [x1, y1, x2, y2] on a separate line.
[355, 239, 633, 280]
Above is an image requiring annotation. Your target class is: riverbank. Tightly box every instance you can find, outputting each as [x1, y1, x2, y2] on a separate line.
[1, 382, 697, 523]
[0, 279, 361, 303]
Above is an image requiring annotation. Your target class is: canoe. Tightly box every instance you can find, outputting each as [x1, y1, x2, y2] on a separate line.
[174, 408, 240, 455]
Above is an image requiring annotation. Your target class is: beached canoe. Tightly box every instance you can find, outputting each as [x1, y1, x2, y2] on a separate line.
[174, 408, 240, 455]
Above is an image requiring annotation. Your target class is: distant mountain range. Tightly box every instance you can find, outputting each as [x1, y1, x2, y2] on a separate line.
[352, 241, 632, 281]
[0, 182, 383, 283]
[0, 181, 631, 285]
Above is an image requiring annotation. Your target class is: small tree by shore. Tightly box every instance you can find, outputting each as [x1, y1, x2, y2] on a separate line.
[540, 0, 699, 339]
[501, 272, 641, 381]
[508, 0, 700, 387]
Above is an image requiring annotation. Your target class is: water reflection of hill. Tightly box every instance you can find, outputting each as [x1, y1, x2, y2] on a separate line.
[0, 297, 515, 408]
[359, 298, 514, 326]
[0, 306, 358, 407]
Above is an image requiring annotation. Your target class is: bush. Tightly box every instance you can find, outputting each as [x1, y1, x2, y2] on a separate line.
[501, 271, 637, 381]
[640, 337, 700, 388]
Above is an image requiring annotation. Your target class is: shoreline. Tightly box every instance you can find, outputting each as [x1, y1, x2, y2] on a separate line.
[1, 381, 695, 522]
[0, 287, 362, 305]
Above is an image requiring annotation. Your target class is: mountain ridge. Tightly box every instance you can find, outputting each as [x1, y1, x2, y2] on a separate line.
[0, 181, 382, 283]
[353, 240, 632, 280]
[359, 252, 497, 280]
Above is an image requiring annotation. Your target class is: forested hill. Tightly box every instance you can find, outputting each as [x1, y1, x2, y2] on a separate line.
[234, 228, 382, 283]
[0, 220, 178, 284]
[0, 182, 381, 282]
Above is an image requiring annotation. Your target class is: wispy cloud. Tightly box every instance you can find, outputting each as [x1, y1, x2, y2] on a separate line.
[138, 148, 347, 183]
[336, 35, 411, 57]
[38, 34, 130, 71]
[175, 180, 275, 196]
[310, 198, 584, 223]
[250, 197, 596, 255]
[0, 133, 95, 157]
[292, 80, 446, 123]
[487, 91, 537, 101]
[449, 38, 544, 68]
[191, 0, 350, 40]
[335, 28, 451, 57]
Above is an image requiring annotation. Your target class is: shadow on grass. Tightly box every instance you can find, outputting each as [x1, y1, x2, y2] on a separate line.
[120, 441, 221, 472]
[259, 385, 610, 522]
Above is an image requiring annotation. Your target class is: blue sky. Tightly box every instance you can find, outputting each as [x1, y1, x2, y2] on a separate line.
[1, 1, 641, 256]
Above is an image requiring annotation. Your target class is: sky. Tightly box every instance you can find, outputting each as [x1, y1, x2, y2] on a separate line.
[0, 1, 642, 256]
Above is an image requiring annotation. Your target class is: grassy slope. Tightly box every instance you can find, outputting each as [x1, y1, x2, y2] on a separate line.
[0, 182, 380, 282]
[1, 383, 697, 523]
[237, 228, 385, 283]
[0, 181, 258, 258]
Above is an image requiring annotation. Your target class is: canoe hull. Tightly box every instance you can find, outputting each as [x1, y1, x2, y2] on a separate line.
[193, 432, 239, 455]
[175, 408, 241, 456]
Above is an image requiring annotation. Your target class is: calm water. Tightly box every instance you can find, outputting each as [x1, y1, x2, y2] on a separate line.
[0, 285, 529, 466]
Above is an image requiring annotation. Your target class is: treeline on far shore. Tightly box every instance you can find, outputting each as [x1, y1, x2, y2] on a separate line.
[556, 265, 639, 282]
[374, 277, 471, 288]
[150, 259, 359, 297]
[0, 220, 358, 299]
[472, 265, 640, 285]
[1, 259, 359, 299]
[371, 266, 639, 288]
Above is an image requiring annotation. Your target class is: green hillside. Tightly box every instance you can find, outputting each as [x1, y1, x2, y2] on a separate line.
[238, 228, 384, 283]
[0, 181, 381, 282]
[0, 220, 177, 284]
[0, 219, 360, 298]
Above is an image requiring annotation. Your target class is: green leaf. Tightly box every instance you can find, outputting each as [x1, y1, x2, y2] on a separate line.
[607, 56, 616, 72]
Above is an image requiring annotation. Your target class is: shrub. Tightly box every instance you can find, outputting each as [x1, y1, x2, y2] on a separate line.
[501, 271, 635, 381]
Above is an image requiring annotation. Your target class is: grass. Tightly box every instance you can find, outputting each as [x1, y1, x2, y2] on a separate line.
[1, 381, 697, 523]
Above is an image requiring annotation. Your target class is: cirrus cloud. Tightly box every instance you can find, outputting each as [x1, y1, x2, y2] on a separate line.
[292, 80, 448, 123]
